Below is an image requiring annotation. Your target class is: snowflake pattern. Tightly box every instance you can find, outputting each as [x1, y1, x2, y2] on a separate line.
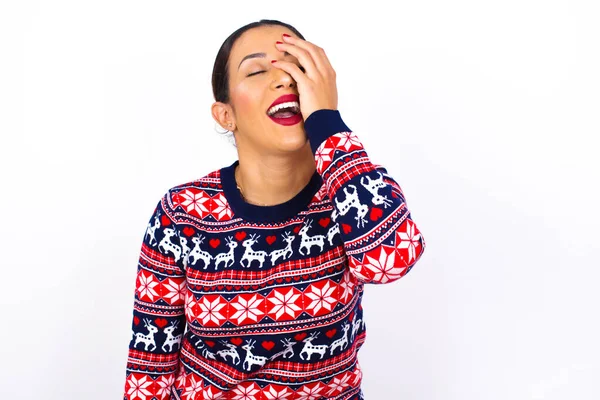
[315, 138, 335, 172]
[136, 270, 159, 302]
[362, 245, 406, 283]
[231, 382, 261, 399]
[211, 192, 233, 221]
[178, 188, 211, 219]
[266, 287, 303, 321]
[304, 280, 337, 317]
[155, 375, 174, 399]
[295, 382, 326, 400]
[262, 384, 295, 399]
[326, 372, 353, 396]
[181, 374, 203, 400]
[338, 269, 357, 305]
[126, 373, 153, 400]
[202, 385, 224, 399]
[395, 220, 422, 263]
[162, 278, 186, 305]
[125, 109, 426, 400]
[196, 295, 227, 327]
[229, 293, 265, 325]
[332, 132, 362, 152]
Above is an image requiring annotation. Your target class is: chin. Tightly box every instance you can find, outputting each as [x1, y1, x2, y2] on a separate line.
[273, 130, 308, 152]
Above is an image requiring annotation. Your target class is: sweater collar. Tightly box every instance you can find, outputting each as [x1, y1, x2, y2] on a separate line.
[220, 160, 323, 223]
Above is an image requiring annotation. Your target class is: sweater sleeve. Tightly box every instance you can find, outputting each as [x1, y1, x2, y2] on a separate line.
[123, 191, 187, 400]
[304, 109, 426, 284]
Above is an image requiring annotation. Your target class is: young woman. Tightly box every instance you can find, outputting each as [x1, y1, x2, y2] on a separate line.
[123, 19, 426, 400]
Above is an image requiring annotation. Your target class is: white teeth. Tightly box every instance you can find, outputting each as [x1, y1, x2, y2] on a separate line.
[267, 101, 300, 116]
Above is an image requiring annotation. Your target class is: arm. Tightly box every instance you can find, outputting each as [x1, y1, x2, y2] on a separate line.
[305, 109, 426, 284]
[123, 191, 187, 400]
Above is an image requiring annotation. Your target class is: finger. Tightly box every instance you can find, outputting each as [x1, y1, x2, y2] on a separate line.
[281, 34, 335, 77]
[270, 59, 309, 86]
[275, 41, 318, 79]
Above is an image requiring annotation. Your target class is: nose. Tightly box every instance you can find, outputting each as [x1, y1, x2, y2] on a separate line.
[270, 67, 296, 89]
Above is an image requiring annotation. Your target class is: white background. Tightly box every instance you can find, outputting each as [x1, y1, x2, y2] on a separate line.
[1, 1, 599, 399]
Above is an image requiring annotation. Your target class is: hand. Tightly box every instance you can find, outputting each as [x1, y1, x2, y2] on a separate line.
[273, 34, 338, 121]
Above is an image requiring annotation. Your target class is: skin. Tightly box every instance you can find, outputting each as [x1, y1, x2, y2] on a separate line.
[211, 25, 338, 206]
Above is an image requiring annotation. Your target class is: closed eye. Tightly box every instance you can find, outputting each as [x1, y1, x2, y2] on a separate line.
[247, 71, 265, 77]
[247, 65, 305, 78]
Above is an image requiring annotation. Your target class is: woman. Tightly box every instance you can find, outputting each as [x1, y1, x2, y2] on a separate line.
[124, 19, 425, 400]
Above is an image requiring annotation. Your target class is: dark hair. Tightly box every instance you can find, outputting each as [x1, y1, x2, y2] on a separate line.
[211, 19, 305, 105]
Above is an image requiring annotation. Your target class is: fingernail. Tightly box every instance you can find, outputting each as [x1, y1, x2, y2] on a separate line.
[282, 34, 291, 38]
[275, 41, 283, 45]
[271, 60, 277, 63]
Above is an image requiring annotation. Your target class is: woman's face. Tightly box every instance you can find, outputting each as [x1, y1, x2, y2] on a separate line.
[225, 26, 308, 155]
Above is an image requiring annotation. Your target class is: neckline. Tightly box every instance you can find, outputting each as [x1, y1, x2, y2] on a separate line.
[220, 160, 323, 223]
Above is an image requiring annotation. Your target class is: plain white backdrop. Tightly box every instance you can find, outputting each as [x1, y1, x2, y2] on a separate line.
[1, 0, 599, 399]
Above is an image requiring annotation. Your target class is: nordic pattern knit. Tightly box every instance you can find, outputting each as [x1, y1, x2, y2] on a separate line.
[123, 109, 426, 400]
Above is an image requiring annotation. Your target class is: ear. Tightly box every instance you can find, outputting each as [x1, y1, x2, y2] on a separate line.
[211, 101, 235, 131]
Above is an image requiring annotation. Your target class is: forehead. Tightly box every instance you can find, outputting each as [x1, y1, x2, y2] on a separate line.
[230, 26, 295, 64]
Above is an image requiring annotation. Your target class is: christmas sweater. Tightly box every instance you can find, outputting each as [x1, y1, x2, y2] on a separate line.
[123, 109, 426, 400]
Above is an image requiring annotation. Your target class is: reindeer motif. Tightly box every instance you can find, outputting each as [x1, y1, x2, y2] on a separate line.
[192, 337, 217, 360]
[242, 339, 269, 371]
[298, 219, 326, 256]
[158, 227, 183, 262]
[161, 320, 182, 352]
[269, 231, 295, 265]
[351, 312, 363, 341]
[269, 338, 297, 361]
[361, 171, 393, 208]
[178, 236, 191, 269]
[241, 234, 268, 269]
[189, 333, 202, 347]
[326, 223, 340, 246]
[187, 235, 213, 269]
[334, 185, 369, 228]
[145, 213, 161, 246]
[133, 318, 158, 351]
[216, 340, 241, 365]
[214, 236, 237, 270]
[330, 322, 351, 355]
[299, 331, 328, 361]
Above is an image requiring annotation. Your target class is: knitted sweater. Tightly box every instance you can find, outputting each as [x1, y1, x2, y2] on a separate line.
[123, 109, 426, 400]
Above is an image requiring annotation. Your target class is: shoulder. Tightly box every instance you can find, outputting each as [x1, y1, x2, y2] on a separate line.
[161, 165, 230, 224]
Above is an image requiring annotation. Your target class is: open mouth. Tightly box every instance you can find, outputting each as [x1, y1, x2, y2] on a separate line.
[266, 101, 303, 126]
[266, 101, 301, 119]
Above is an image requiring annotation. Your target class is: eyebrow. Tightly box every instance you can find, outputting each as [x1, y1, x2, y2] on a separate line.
[238, 51, 291, 70]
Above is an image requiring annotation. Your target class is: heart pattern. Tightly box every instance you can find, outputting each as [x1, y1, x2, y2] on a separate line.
[319, 217, 331, 227]
[370, 207, 383, 221]
[262, 340, 275, 351]
[126, 128, 426, 399]
[182, 226, 196, 237]
[235, 231, 247, 241]
[160, 215, 171, 226]
[154, 318, 168, 328]
[342, 223, 352, 234]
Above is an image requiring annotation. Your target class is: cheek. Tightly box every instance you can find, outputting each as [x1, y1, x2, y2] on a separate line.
[231, 85, 261, 116]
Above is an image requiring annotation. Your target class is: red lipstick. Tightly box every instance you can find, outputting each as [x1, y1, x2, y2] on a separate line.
[266, 93, 302, 126]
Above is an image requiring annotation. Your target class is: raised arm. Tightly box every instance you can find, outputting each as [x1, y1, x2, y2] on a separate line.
[305, 109, 426, 284]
